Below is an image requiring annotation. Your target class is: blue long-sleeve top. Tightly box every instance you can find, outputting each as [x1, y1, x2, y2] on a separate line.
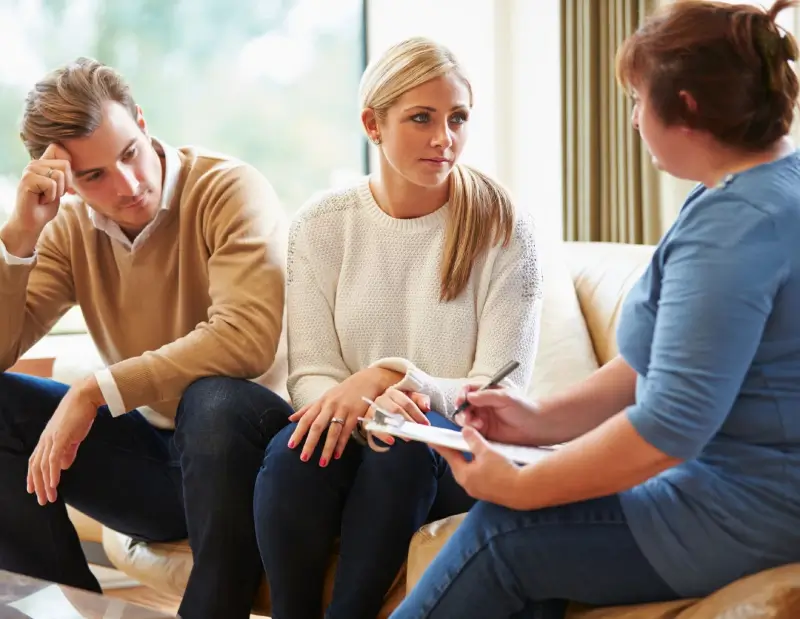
[618, 150, 800, 597]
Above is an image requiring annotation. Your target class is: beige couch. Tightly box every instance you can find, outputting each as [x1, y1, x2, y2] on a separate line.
[63, 241, 800, 617]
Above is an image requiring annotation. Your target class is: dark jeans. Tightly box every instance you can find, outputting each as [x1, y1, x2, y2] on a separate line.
[254, 412, 475, 619]
[0, 372, 292, 619]
[390, 495, 679, 619]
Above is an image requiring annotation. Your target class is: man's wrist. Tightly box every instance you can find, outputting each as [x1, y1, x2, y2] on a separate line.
[74, 375, 107, 409]
[0, 218, 42, 259]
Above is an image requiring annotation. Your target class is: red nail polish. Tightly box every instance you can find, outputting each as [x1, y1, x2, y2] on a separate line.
[320, 458, 328, 467]
[300, 453, 309, 462]
[334, 451, 341, 460]
[288, 440, 295, 449]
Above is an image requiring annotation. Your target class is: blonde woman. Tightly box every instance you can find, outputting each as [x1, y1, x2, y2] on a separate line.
[254, 37, 542, 619]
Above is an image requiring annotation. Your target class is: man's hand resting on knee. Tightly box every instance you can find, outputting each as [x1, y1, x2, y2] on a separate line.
[27, 376, 105, 505]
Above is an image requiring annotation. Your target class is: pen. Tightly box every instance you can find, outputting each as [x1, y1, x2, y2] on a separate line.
[449, 360, 520, 420]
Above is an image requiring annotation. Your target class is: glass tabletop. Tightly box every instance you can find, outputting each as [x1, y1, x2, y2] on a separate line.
[0, 569, 176, 618]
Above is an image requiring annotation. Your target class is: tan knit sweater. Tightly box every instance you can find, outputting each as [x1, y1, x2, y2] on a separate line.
[0, 147, 288, 422]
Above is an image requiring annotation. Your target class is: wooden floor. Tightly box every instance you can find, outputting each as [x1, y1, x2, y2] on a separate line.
[102, 576, 269, 618]
[104, 585, 182, 614]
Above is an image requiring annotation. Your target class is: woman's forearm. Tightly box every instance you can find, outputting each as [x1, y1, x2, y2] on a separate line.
[512, 411, 680, 511]
[532, 356, 638, 444]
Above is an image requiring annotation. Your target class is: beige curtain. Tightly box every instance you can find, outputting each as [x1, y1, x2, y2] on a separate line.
[562, 0, 661, 244]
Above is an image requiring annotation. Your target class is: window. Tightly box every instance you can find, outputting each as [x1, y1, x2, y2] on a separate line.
[0, 0, 367, 228]
[0, 0, 365, 337]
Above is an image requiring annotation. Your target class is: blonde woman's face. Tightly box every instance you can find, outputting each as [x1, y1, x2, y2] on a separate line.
[378, 73, 471, 188]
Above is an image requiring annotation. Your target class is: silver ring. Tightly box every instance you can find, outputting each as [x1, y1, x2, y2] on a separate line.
[46, 167, 54, 178]
[330, 417, 345, 426]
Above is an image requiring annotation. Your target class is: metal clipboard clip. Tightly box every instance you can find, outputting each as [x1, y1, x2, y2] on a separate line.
[358, 396, 405, 454]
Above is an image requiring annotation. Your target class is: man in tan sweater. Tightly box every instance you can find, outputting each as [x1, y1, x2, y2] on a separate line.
[0, 58, 292, 619]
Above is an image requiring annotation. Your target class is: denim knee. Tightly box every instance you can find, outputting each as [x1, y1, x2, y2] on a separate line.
[257, 423, 358, 501]
[0, 374, 26, 453]
[260, 424, 314, 482]
[0, 372, 64, 414]
[465, 500, 542, 534]
[0, 373, 24, 427]
[362, 433, 440, 479]
[0, 373, 68, 453]
[0, 372, 19, 399]
[175, 376, 291, 458]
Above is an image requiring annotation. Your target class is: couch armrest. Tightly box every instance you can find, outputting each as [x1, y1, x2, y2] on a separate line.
[406, 513, 467, 593]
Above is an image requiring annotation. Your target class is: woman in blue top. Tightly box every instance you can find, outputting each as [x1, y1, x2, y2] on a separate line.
[390, 1, 800, 617]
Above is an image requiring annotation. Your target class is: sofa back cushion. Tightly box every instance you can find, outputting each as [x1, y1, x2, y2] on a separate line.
[528, 238, 600, 401]
[565, 242, 654, 366]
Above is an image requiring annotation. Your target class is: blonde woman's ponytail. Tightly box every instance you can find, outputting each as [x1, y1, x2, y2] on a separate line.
[440, 164, 515, 301]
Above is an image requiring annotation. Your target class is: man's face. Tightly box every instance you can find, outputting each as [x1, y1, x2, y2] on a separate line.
[63, 101, 163, 235]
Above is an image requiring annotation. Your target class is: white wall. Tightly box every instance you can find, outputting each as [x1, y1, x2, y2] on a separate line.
[502, 0, 563, 240]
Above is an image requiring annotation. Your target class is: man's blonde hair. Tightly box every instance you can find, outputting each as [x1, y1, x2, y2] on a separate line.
[359, 37, 515, 302]
[21, 57, 137, 159]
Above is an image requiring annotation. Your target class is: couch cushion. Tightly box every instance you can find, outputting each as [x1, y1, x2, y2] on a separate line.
[407, 515, 800, 619]
[66, 505, 103, 544]
[102, 528, 405, 617]
[406, 513, 468, 592]
[564, 242, 654, 365]
[571, 562, 800, 618]
[528, 237, 600, 400]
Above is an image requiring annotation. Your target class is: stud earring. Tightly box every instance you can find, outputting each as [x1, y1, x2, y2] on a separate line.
[372, 135, 382, 145]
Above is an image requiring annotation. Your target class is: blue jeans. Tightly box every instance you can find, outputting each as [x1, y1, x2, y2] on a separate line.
[0, 372, 292, 619]
[254, 412, 476, 619]
[390, 495, 679, 619]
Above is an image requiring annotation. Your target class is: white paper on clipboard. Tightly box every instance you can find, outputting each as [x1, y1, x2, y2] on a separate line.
[360, 397, 555, 465]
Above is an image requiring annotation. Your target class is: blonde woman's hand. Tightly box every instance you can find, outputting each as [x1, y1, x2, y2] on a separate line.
[363, 387, 431, 444]
[287, 368, 400, 466]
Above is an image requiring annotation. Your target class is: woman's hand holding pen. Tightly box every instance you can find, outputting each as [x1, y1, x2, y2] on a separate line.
[455, 385, 541, 446]
[433, 386, 544, 508]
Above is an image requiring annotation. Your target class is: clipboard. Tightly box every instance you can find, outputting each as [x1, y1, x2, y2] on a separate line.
[360, 397, 555, 465]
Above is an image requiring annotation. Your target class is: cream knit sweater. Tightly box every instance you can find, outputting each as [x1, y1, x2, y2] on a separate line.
[286, 177, 543, 416]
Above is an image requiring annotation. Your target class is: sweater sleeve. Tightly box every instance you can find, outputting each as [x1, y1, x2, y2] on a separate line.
[371, 213, 543, 416]
[107, 164, 288, 412]
[285, 217, 353, 409]
[0, 218, 76, 371]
